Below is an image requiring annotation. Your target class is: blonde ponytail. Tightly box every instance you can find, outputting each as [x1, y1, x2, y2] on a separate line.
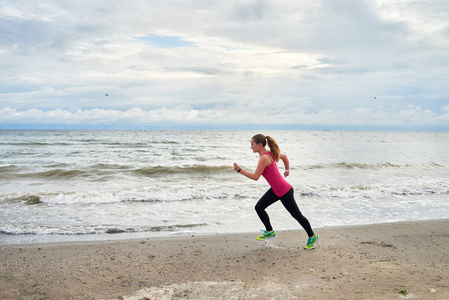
[266, 136, 281, 162]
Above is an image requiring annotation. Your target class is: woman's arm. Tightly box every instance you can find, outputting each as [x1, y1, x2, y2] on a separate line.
[234, 155, 270, 181]
[280, 153, 290, 177]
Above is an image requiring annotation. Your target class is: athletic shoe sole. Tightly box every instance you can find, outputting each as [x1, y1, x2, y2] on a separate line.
[256, 235, 277, 241]
[304, 234, 319, 250]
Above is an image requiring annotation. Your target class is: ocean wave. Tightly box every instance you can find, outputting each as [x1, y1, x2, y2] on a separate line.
[0, 142, 71, 146]
[304, 162, 446, 170]
[0, 185, 241, 205]
[0, 139, 180, 148]
[0, 165, 20, 173]
[148, 140, 180, 145]
[0, 223, 208, 236]
[134, 165, 232, 176]
[2, 178, 448, 207]
[73, 139, 180, 145]
[298, 183, 449, 199]
[3, 168, 89, 179]
[305, 162, 402, 169]
[0, 164, 234, 180]
[3, 195, 43, 205]
[2, 161, 445, 182]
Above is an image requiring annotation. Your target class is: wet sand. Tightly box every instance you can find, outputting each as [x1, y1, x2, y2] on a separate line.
[1, 220, 448, 299]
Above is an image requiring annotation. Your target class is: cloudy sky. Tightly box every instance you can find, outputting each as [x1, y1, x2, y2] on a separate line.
[1, 0, 448, 130]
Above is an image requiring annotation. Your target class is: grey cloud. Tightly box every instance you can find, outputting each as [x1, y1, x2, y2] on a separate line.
[232, 0, 269, 22]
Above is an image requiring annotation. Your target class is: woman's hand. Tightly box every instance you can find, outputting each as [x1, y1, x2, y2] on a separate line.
[233, 163, 240, 172]
[284, 170, 290, 178]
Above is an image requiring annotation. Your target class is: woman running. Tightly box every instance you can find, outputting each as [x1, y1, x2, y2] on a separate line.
[233, 134, 319, 250]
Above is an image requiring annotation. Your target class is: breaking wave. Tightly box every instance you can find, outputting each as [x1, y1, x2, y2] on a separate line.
[0, 223, 208, 236]
[0, 164, 234, 180]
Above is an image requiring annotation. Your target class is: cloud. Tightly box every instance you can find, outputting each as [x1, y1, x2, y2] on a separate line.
[0, 0, 448, 130]
[1, 105, 448, 129]
[232, 0, 269, 22]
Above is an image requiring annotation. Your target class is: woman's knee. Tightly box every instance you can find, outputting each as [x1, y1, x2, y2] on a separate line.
[255, 203, 263, 213]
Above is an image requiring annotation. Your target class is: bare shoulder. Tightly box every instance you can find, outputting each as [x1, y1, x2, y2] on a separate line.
[259, 153, 272, 165]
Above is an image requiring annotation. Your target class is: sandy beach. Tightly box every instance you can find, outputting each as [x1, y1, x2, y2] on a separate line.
[1, 220, 448, 299]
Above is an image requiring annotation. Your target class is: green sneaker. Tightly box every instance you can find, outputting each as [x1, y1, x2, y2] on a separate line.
[304, 234, 319, 250]
[256, 230, 276, 241]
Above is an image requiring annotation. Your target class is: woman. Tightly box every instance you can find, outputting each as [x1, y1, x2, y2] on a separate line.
[233, 134, 319, 250]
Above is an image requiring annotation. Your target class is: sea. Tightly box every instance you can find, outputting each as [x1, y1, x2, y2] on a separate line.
[1, 130, 448, 245]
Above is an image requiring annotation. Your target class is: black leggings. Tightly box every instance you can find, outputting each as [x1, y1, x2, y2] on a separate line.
[255, 187, 314, 237]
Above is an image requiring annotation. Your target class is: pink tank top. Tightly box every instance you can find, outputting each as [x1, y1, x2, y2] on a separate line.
[262, 152, 292, 197]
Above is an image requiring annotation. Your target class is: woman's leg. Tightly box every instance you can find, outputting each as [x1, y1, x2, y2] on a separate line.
[280, 188, 315, 237]
[255, 188, 279, 231]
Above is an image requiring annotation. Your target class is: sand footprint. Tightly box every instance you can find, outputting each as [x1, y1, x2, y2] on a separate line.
[263, 239, 286, 249]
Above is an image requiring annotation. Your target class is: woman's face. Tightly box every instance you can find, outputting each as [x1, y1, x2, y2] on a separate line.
[251, 139, 261, 153]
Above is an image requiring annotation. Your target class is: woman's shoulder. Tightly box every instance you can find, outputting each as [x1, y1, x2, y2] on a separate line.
[261, 152, 273, 163]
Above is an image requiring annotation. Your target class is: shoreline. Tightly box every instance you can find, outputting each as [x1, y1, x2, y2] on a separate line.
[1, 218, 448, 247]
[1, 219, 448, 299]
